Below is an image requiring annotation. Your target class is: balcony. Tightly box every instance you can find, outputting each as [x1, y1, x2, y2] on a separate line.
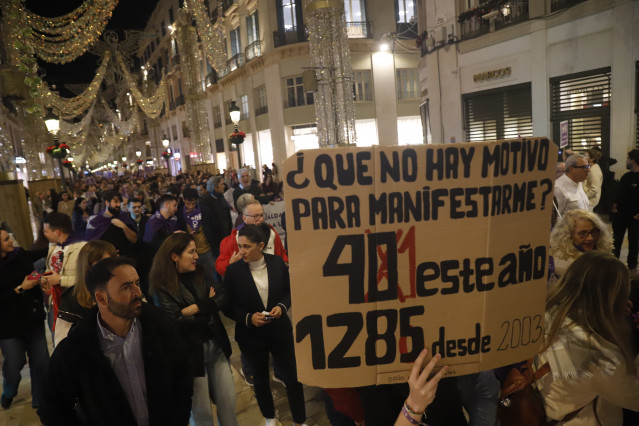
[172, 54, 180, 67]
[227, 53, 244, 72]
[217, 65, 230, 79]
[273, 26, 308, 48]
[255, 105, 268, 116]
[551, 0, 587, 12]
[396, 22, 418, 40]
[459, 0, 529, 40]
[346, 21, 373, 39]
[175, 95, 185, 107]
[222, 0, 238, 14]
[206, 72, 216, 87]
[245, 40, 262, 61]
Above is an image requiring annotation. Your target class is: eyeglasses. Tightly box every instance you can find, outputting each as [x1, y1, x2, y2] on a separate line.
[243, 213, 264, 219]
[574, 228, 600, 239]
[572, 164, 591, 170]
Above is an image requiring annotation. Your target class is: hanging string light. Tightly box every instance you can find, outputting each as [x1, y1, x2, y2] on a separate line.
[114, 50, 167, 119]
[99, 97, 140, 136]
[8, 0, 119, 64]
[59, 100, 97, 137]
[187, 0, 227, 73]
[42, 51, 111, 119]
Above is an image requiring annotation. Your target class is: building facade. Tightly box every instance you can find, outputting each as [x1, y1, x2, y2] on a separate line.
[139, 0, 425, 176]
[419, 0, 638, 176]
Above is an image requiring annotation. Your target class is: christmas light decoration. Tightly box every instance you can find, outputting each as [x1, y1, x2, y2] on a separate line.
[187, 0, 227, 73]
[305, 0, 357, 146]
[115, 50, 167, 119]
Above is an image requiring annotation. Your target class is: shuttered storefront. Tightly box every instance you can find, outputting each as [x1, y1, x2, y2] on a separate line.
[463, 83, 533, 142]
[550, 67, 611, 156]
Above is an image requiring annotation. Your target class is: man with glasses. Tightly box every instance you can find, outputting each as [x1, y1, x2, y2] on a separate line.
[215, 200, 288, 278]
[554, 154, 591, 217]
[612, 149, 639, 272]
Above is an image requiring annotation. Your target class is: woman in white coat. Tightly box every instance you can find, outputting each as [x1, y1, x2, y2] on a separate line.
[537, 251, 639, 425]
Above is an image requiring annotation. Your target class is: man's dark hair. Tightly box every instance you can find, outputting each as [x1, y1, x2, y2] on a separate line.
[102, 190, 121, 203]
[128, 197, 142, 205]
[238, 223, 270, 246]
[86, 256, 137, 297]
[156, 194, 177, 210]
[182, 188, 199, 201]
[628, 149, 639, 165]
[43, 212, 73, 235]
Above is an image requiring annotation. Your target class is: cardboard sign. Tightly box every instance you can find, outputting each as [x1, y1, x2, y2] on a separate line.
[263, 201, 287, 248]
[284, 138, 557, 388]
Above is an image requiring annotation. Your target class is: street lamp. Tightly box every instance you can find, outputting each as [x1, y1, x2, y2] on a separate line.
[44, 109, 66, 190]
[135, 150, 142, 158]
[228, 100, 243, 167]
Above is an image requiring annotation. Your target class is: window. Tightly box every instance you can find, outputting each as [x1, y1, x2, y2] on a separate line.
[240, 94, 249, 120]
[286, 76, 314, 107]
[463, 83, 533, 142]
[230, 27, 241, 57]
[255, 86, 268, 115]
[397, 117, 424, 145]
[213, 105, 222, 128]
[353, 70, 373, 101]
[172, 124, 178, 140]
[171, 38, 179, 56]
[168, 6, 174, 23]
[345, 0, 366, 21]
[396, 69, 418, 100]
[161, 21, 166, 36]
[178, 78, 183, 96]
[281, 0, 297, 30]
[396, 0, 416, 23]
[551, 68, 611, 156]
[247, 11, 260, 45]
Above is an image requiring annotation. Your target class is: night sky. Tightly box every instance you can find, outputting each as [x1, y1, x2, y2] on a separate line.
[24, 0, 159, 92]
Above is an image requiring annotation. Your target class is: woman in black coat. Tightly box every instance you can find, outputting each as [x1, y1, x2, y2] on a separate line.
[0, 225, 49, 409]
[150, 233, 238, 426]
[223, 223, 306, 426]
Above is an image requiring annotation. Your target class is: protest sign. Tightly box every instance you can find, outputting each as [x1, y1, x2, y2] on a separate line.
[284, 138, 557, 388]
[264, 201, 287, 248]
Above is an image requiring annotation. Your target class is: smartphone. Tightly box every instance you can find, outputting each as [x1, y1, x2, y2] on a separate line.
[28, 271, 41, 281]
[43, 271, 53, 276]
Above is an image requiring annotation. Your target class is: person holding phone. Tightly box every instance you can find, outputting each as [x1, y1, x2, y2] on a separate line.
[0, 224, 49, 409]
[222, 223, 306, 426]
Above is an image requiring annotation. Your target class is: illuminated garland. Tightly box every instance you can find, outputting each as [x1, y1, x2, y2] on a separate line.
[59, 100, 96, 137]
[15, 0, 119, 64]
[99, 97, 140, 136]
[187, 0, 227, 73]
[115, 50, 166, 119]
[43, 51, 111, 118]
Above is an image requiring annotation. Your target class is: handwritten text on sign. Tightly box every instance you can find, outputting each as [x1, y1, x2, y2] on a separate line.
[284, 139, 556, 387]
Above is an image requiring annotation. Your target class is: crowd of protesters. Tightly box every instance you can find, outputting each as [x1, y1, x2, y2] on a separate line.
[1, 149, 639, 426]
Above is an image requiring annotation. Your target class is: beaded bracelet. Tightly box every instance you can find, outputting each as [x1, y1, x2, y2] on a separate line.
[404, 401, 425, 417]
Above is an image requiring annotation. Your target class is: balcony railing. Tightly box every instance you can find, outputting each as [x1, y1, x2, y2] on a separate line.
[175, 95, 185, 107]
[227, 53, 244, 72]
[396, 22, 418, 40]
[273, 26, 308, 48]
[222, 0, 238, 13]
[459, 0, 529, 40]
[245, 40, 263, 61]
[206, 72, 216, 87]
[225, 116, 233, 125]
[255, 105, 268, 116]
[240, 111, 249, 121]
[217, 65, 230, 79]
[551, 0, 587, 12]
[172, 54, 180, 67]
[346, 21, 373, 39]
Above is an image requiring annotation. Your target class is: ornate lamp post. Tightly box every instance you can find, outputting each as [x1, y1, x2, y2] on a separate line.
[44, 110, 67, 190]
[228, 101, 243, 167]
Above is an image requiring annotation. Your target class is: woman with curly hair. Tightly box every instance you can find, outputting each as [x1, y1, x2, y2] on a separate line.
[550, 209, 613, 280]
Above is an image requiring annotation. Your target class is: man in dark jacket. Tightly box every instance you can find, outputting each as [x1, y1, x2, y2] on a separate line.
[38, 257, 192, 426]
[612, 149, 639, 272]
[232, 168, 269, 210]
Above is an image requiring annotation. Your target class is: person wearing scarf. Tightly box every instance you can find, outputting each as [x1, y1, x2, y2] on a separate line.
[41, 213, 86, 338]
[85, 190, 138, 258]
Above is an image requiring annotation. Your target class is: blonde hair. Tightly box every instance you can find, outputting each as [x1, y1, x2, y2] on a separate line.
[74, 240, 117, 308]
[543, 251, 635, 374]
[550, 209, 612, 260]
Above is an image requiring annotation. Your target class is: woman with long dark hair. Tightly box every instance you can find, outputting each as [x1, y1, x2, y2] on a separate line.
[150, 233, 237, 426]
[222, 223, 306, 426]
[71, 197, 90, 236]
[537, 251, 639, 424]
